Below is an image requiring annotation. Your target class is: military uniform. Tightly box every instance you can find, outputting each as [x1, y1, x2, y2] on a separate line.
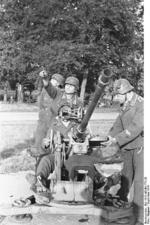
[34, 88, 54, 153]
[36, 81, 84, 180]
[109, 93, 144, 222]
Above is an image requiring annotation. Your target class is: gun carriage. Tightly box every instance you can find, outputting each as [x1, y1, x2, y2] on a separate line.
[37, 70, 125, 209]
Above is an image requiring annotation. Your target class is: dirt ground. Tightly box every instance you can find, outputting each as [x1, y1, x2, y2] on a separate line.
[1, 214, 103, 225]
[0, 170, 105, 224]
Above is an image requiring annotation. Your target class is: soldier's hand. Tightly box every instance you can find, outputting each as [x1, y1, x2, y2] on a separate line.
[103, 135, 117, 146]
[39, 70, 49, 87]
[101, 143, 120, 158]
[41, 138, 50, 149]
[39, 70, 48, 78]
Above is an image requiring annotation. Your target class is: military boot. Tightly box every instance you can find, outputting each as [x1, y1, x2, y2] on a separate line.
[27, 174, 51, 204]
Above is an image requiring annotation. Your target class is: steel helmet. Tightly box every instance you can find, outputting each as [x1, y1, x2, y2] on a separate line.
[65, 76, 79, 90]
[114, 78, 134, 95]
[51, 73, 65, 86]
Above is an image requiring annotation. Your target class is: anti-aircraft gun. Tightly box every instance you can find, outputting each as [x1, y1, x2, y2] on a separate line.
[52, 69, 111, 179]
[48, 69, 124, 207]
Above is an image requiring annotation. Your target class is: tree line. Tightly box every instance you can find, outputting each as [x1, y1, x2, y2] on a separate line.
[0, 0, 144, 97]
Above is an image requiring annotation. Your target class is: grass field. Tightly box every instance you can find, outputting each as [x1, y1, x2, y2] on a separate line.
[0, 103, 118, 173]
[0, 102, 119, 112]
[0, 102, 38, 112]
[0, 119, 114, 174]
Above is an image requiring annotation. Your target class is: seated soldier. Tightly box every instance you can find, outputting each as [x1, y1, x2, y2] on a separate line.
[28, 74, 84, 197]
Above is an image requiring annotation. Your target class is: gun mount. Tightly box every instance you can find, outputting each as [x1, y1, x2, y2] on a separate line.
[20, 69, 129, 220]
[73, 69, 112, 142]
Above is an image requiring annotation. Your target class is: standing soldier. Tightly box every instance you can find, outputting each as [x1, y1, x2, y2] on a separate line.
[32, 70, 65, 156]
[105, 78, 144, 225]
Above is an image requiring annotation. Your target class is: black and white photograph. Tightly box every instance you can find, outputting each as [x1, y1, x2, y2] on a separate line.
[0, 0, 146, 224]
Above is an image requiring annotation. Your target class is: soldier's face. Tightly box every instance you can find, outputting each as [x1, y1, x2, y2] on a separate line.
[51, 79, 59, 87]
[113, 94, 126, 104]
[65, 84, 76, 94]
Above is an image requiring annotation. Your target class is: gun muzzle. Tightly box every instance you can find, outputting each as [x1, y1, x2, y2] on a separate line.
[75, 69, 112, 140]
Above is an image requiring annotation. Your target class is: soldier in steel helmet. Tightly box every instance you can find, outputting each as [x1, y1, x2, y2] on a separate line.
[32, 70, 65, 156]
[27, 73, 84, 198]
[105, 78, 144, 225]
[40, 75, 83, 150]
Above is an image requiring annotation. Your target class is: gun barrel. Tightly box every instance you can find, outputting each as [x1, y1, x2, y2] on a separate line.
[79, 69, 111, 133]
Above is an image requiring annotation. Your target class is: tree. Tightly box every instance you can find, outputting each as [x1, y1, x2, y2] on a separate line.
[0, 0, 144, 95]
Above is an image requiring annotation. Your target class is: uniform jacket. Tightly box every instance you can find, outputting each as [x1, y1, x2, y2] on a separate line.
[38, 88, 54, 124]
[109, 93, 144, 150]
[38, 88, 52, 111]
[45, 82, 83, 137]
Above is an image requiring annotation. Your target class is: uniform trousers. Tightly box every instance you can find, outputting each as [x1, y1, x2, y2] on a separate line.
[118, 147, 144, 223]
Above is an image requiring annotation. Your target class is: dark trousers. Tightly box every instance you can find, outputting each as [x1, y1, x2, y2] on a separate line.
[36, 154, 55, 179]
[119, 147, 144, 223]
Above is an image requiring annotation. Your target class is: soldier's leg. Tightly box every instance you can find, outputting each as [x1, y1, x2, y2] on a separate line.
[117, 150, 134, 201]
[36, 154, 55, 180]
[133, 147, 144, 224]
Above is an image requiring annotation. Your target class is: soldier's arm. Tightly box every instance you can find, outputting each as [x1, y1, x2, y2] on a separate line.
[114, 103, 144, 147]
[45, 126, 52, 139]
[44, 81, 57, 99]
[39, 71, 58, 99]
[108, 115, 123, 137]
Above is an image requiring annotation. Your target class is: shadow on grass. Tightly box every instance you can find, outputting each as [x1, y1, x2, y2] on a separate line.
[0, 138, 35, 160]
[0, 138, 36, 173]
